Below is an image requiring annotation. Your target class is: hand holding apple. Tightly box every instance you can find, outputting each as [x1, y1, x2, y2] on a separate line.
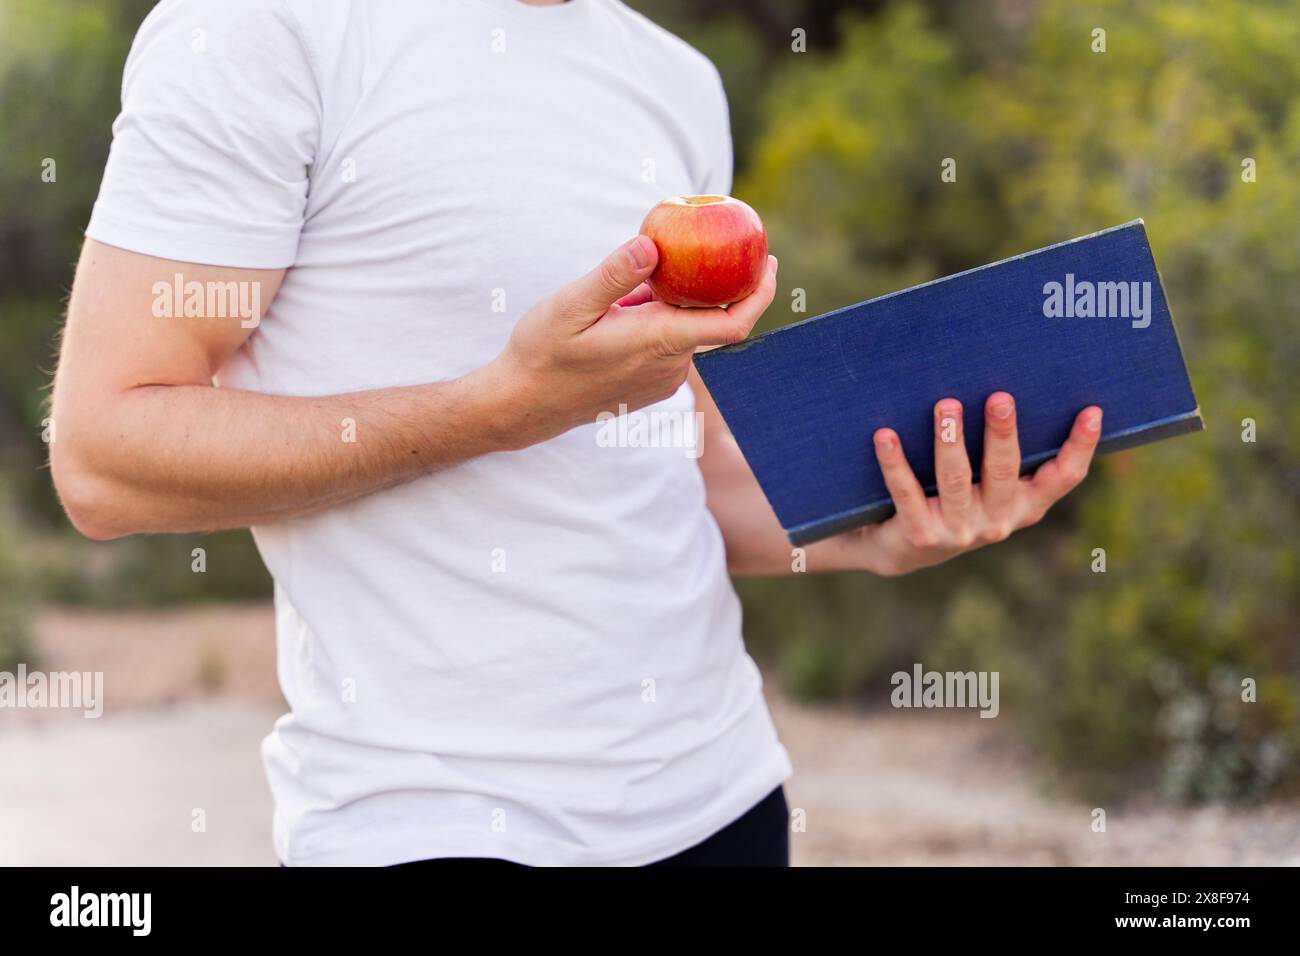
[483, 234, 778, 449]
[639, 195, 769, 308]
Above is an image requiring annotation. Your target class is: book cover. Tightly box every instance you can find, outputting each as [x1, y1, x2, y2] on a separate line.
[693, 220, 1203, 546]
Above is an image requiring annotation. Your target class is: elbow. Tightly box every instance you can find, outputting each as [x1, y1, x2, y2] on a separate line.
[49, 448, 133, 542]
[66, 508, 127, 544]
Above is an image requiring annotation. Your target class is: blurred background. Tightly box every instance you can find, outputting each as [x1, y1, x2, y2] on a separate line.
[1, 0, 1298, 864]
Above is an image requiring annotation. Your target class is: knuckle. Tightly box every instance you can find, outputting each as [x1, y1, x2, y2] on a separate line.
[597, 260, 625, 296]
[939, 471, 971, 495]
[648, 325, 682, 358]
[982, 522, 1013, 544]
[985, 459, 1020, 483]
[905, 527, 938, 550]
[720, 321, 750, 345]
[952, 528, 977, 549]
[988, 420, 1017, 439]
[1063, 462, 1089, 485]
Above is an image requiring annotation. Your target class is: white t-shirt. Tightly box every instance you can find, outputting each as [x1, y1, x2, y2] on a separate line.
[87, 0, 791, 866]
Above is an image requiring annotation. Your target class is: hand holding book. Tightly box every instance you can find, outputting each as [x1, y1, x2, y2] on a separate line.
[821, 393, 1101, 576]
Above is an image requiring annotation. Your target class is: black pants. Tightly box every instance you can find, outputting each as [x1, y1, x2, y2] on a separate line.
[393, 786, 790, 868]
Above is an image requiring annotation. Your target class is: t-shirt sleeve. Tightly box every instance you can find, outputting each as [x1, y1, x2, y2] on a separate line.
[85, 0, 321, 268]
[698, 63, 734, 197]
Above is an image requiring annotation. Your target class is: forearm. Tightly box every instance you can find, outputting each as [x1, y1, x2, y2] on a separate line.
[51, 363, 517, 538]
[702, 431, 862, 575]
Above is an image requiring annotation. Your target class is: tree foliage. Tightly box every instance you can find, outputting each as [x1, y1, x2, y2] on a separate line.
[734, 0, 1300, 801]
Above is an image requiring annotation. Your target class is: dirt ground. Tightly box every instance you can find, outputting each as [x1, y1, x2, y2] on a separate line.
[4, 605, 1298, 866]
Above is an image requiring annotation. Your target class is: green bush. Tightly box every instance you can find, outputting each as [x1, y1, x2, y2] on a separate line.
[736, 0, 1300, 801]
[0, 495, 35, 671]
[0, 1, 272, 606]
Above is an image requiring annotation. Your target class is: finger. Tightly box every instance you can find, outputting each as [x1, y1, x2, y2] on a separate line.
[648, 256, 778, 354]
[553, 236, 658, 330]
[980, 392, 1021, 520]
[1026, 406, 1102, 516]
[645, 255, 777, 324]
[933, 398, 974, 524]
[716, 255, 779, 329]
[872, 428, 931, 530]
[615, 283, 657, 308]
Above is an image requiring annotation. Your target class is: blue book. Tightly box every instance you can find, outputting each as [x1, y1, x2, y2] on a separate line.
[694, 220, 1203, 546]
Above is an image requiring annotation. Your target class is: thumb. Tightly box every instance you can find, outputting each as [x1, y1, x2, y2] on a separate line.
[552, 236, 658, 329]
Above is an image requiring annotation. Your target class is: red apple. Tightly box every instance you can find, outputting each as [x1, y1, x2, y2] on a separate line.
[639, 195, 768, 308]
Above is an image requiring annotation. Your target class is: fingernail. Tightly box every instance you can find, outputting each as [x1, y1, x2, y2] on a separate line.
[874, 431, 895, 450]
[770, 255, 779, 275]
[1086, 409, 1102, 431]
[937, 400, 961, 419]
[991, 398, 1013, 420]
[627, 236, 654, 270]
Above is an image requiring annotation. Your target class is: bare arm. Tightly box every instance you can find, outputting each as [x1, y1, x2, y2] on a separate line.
[691, 367, 856, 574]
[50, 242, 519, 537]
[691, 370, 1102, 576]
[50, 239, 778, 540]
